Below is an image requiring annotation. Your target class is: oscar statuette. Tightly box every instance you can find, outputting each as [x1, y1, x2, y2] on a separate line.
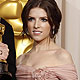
[0, 19, 12, 80]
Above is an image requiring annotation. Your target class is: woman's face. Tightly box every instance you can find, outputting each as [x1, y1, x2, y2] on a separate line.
[27, 7, 51, 42]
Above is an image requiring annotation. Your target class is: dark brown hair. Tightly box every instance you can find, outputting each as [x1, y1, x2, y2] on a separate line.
[21, 0, 62, 39]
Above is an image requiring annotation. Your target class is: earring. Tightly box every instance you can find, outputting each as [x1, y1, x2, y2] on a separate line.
[53, 30, 54, 35]
[52, 26, 55, 35]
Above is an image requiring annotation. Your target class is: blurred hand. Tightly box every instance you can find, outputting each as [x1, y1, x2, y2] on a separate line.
[0, 42, 9, 60]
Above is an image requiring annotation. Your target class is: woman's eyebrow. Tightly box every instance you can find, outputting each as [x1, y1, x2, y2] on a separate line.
[28, 16, 47, 18]
[40, 16, 48, 18]
[28, 16, 34, 17]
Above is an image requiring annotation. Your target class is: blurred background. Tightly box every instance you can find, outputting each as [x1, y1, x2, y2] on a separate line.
[0, 0, 33, 59]
[56, 0, 80, 79]
[0, 0, 80, 79]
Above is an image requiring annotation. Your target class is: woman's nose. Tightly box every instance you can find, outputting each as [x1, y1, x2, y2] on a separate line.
[34, 20, 40, 29]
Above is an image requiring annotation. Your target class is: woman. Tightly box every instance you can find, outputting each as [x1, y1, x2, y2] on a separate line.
[0, 0, 78, 79]
[16, 0, 78, 79]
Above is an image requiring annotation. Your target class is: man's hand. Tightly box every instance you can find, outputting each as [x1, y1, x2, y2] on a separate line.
[0, 42, 9, 60]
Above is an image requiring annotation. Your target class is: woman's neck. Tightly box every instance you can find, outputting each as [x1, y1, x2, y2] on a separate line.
[32, 37, 55, 52]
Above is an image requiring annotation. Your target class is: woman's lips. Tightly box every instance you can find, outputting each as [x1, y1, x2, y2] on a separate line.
[33, 30, 42, 35]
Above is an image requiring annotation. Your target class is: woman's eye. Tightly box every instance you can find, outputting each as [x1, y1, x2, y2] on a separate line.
[28, 17, 34, 21]
[41, 18, 48, 22]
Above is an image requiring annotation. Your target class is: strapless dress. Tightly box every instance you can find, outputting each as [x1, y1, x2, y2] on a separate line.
[16, 64, 78, 80]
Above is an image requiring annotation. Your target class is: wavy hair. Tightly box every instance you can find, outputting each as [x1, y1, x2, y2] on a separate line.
[21, 0, 62, 40]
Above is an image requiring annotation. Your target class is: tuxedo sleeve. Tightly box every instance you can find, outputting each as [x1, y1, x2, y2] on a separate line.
[1, 18, 16, 80]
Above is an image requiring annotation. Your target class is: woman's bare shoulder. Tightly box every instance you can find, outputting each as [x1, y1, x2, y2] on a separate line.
[55, 48, 74, 64]
[16, 53, 27, 66]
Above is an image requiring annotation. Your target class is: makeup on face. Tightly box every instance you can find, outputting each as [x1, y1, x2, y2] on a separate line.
[27, 7, 51, 41]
